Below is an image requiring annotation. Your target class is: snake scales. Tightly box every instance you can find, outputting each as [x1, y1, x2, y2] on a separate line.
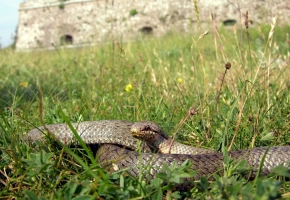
[25, 120, 290, 189]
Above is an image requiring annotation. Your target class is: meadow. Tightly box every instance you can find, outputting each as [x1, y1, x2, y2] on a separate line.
[0, 17, 289, 199]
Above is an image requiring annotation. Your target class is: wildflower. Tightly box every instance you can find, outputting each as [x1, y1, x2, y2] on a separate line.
[19, 81, 28, 88]
[125, 83, 133, 93]
[177, 78, 183, 83]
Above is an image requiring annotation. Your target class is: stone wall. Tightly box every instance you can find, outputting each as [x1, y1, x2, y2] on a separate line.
[16, 0, 289, 51]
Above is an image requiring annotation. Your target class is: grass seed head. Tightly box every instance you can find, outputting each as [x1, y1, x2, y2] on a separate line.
[225, 62, 231, 70]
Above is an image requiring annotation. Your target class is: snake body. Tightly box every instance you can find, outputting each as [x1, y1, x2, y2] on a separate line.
[97, 144, 290, 179]
[25, 120, 290, 189]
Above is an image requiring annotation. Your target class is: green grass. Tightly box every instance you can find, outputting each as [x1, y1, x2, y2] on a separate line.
[0, 21, 289, 199]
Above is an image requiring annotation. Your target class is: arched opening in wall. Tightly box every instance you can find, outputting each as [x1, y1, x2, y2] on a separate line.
[223, 19, 237, 26]
[60, 35, 73, 45]
[139, 26, 153, 35]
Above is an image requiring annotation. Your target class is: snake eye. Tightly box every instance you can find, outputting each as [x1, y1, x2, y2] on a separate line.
[143, 125, 151, 131]
[141, 125, 156, 134]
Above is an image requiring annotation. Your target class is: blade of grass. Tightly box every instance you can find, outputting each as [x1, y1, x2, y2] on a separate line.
[59, 109, 97, 167]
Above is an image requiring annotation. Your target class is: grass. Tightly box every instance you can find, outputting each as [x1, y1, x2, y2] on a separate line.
[0, 18, 289, 199]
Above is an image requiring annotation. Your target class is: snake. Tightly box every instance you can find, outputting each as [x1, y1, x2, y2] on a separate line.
[25, 120, 290, 190]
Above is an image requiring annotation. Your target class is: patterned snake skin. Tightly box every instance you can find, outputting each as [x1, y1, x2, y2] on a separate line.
[25, 120, 290, 189]
[97, 144, 290, 179]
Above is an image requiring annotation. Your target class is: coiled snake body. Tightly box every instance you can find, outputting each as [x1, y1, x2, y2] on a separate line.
[25, 120, 290, 189]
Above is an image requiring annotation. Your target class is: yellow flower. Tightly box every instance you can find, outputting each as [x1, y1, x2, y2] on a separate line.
[19, 81, 29, 88]
[177, 78, 183, 83]
[125, 83, 133, 92]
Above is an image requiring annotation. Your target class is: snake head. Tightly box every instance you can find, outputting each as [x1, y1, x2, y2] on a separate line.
[130, 121, 169, 142]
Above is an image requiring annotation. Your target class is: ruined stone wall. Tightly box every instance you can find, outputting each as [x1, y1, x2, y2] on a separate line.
[16, 0, 290, 51]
